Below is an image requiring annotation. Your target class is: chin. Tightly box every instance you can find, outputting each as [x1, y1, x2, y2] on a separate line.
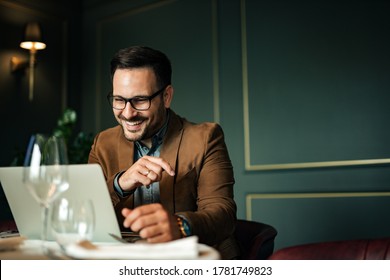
[126, 133, 143, 142]
[122, 128, 143, 142]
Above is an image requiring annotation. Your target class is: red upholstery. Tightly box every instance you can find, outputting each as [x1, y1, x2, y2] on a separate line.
[234, 219, 278, 260]
[268, 237, 390, 260]
[0, 220, 17, 232]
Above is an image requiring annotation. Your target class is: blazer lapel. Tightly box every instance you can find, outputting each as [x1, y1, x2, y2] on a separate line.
[118, 131, 134, 170]
[160, 111, 183, 214]
[117, 129, 135, 208]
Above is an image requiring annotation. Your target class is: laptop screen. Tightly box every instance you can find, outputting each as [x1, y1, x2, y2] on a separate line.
[0, 164, 121, 242]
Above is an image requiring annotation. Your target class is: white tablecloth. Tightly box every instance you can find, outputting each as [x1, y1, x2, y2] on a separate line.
[0, 237, 220, 260]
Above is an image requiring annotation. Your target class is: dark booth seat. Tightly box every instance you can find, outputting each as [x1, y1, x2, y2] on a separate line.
[268, 237, 390, 260]
[234, 219, 278, 260]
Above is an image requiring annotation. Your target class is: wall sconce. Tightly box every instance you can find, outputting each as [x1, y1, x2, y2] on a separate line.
[10, 22, 46, 101]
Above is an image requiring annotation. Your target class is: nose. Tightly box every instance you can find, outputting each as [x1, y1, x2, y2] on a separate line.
[120, 101, 138, 119]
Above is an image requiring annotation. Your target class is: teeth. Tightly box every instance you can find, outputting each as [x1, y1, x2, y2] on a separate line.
[126, 120, 142, 126]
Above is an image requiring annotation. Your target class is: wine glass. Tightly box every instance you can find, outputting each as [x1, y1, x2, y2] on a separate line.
[51, 198, 95, 250]
[23, 134, 69, 248]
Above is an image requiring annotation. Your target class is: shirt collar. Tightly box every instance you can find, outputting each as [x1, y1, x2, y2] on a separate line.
[135, 109, 170, 152]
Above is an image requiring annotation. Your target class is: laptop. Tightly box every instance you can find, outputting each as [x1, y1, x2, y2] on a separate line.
[0, 164, 121, 242]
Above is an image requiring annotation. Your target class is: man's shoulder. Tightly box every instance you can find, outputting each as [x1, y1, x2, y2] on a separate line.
[179, 117, 225, 141]
[168, 110, 226, 145]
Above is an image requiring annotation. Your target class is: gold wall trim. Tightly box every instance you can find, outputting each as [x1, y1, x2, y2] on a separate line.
[246, 192, 390, 220]
[240, 0, 390, 171]
[212, 0, 220, 124]
[246, 158, 390, 171]
[241, 0, 251, 170]
[95, 0, 220, 131]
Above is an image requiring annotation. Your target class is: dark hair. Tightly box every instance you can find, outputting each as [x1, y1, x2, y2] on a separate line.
[110, 46, 172, 88]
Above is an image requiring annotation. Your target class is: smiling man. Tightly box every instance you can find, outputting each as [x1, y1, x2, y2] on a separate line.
[88, 46, 239, 259]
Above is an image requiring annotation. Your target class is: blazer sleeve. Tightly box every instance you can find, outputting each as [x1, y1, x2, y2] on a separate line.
[176, 123, 236, 246]
[88, 130, 122, 205]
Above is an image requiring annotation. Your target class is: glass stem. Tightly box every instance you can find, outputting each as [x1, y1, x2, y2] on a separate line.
[41, 205, 49, 243]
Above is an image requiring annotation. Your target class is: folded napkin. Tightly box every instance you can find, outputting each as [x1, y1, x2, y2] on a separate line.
[65, 236, 199, 259]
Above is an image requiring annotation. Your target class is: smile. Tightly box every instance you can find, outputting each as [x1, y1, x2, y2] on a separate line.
[123, 119, 144, 131]
[125, 120, 143, 126]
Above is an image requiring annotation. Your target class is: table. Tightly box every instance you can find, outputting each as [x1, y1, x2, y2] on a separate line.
[0, 238, 220, 260]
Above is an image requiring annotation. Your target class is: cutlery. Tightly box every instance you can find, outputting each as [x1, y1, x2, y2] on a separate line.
[109, 232, 143, 243]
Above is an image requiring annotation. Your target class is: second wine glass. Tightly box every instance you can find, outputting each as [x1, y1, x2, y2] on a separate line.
[51, 198, 95, 250]
[23, 134, 69, 247]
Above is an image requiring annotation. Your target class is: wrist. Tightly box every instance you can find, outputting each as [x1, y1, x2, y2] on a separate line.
[175, 215, 191, 238]
[114, 171, 135, 196]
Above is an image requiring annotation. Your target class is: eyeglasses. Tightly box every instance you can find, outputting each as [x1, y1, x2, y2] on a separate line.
[107, 86, 166, 111]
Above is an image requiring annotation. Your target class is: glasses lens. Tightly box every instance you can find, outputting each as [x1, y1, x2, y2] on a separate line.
[111, 96, 126, 110]
[131, 98, 150, 111]
[108, 86, 165, 111]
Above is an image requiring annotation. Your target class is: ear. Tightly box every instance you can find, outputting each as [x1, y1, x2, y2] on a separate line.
[163, 85, 174, 108]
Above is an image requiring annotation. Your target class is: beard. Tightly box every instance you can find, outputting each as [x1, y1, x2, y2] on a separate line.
[119, 115, 149, 142]
[118, 108, 167, 143]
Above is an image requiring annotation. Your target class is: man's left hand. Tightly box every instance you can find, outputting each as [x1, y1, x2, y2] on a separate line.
[121, 203, 181, 243]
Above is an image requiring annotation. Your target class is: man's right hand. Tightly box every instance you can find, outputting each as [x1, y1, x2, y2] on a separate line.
[118, 155, 175, 192]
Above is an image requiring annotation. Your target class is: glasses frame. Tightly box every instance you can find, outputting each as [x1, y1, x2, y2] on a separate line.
[107, 85, 167, 111]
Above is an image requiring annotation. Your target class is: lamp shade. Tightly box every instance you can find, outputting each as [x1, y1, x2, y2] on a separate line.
[20, 22, 46, 50]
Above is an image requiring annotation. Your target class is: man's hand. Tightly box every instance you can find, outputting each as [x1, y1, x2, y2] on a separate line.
[121, 203, 181, 243]
[118, 156, 175, 192]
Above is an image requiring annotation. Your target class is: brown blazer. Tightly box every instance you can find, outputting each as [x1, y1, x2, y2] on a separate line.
[88, 110, 240, 259]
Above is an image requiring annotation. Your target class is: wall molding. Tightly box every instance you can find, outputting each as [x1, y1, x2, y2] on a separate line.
[245, 191, 390, 220]
[240, 0, 390, 171]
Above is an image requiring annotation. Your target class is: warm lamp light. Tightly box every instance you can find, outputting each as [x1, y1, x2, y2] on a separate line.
[20, 41, 46, 50]
[20, 22, 46, 51]
[11, 22, 46, 101]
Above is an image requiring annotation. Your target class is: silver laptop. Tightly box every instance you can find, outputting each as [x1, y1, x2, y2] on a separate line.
[0, 164, 121, 242]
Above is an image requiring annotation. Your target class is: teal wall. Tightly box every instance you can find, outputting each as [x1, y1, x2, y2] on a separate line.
[81, 0, 390, 250]
[0, 0, 82, 167]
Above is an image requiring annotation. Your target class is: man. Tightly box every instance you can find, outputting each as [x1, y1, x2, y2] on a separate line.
[88, 46, 239, 259]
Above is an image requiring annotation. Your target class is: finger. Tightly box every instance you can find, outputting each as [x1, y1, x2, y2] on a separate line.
[142, 156, 175, 176]
[131, 212, 162, 233]
[136, 217, 172, 242]
[144, 170, 158, 181]
[119, 168, 151, 191]
[139, 168, 157, 181]
[130, 164, 154, 185]
[141, 163, 167, 182]
[122, 208, 132, 217]
[122, 204, 163, 228]
[126, 172, 153, 188]
[145, 231, 170, 243]
[139, 167, 150, 176]
[130, 162, 159, 186]
[135, 159, 163, 181]
[142, 218, 175, 243]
